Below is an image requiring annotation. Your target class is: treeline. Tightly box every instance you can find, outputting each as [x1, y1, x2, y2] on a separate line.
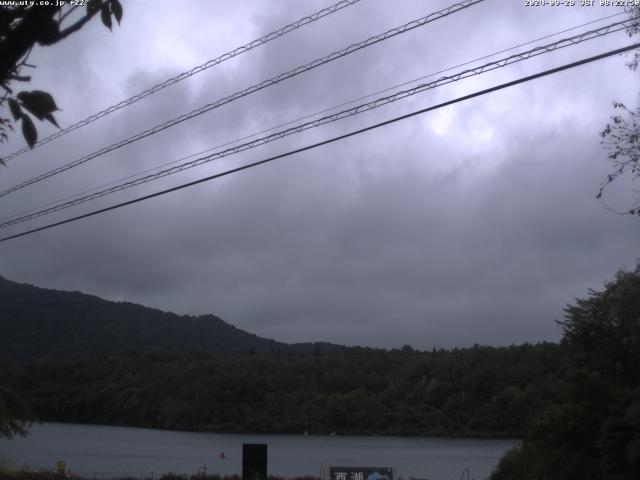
[5, 267, 638, 479]
[491, 266, 640, 480]
[1, 343, 564, 438]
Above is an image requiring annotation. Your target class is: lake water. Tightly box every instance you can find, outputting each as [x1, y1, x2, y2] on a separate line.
[0, 423, 518, 480]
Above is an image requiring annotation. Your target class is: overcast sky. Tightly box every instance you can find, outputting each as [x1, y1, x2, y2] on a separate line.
[0, 0, 638, 349]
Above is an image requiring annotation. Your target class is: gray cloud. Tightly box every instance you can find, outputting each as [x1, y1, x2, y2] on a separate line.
[1, 0, 638, 349]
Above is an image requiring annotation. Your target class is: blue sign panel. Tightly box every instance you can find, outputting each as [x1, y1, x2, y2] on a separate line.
[330, 467, 393, 480]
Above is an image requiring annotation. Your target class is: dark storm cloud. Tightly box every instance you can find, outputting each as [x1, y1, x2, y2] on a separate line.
[1, 0, 638, 348]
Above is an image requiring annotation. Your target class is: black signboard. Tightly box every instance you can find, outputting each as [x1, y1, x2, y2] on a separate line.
[329, 467, 393, 480]
[242, 443, 267, 480]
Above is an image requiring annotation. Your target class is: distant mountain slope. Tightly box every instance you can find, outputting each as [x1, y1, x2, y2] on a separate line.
[0, 275, 294, 360]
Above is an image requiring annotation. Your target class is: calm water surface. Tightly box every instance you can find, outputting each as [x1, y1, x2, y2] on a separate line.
[0, 423, 518, 480]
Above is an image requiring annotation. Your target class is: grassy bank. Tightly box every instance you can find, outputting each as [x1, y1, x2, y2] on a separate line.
[0, 473, 325, 480]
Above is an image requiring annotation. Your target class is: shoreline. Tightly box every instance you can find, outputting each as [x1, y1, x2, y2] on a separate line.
[15, 421, 522, 442]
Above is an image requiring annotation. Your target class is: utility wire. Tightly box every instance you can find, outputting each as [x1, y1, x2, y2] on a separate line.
[1, 42, 638, 244]
[0, 17, 634, 229]
[1, 0, 364, 162]
[3, 9, 623, 224]
[0, 0, 485, 199]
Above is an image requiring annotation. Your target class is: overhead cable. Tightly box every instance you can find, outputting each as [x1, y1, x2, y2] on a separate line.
[0, 0, 486, 199]
[4, 10, 623, 225]
[1, 42, 638, 244]
[0, 17, 634, 229]
[1, 0, 364, 162]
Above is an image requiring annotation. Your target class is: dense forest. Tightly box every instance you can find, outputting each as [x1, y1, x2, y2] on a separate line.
[1, 343, 563, 438]
[491, 266, 640, 480]
[0, 274, 564, 438]
[2, 266, 639, 479]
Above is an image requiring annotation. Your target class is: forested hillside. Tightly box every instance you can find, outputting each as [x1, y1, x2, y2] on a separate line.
[1, 343, 563, 438]
[0, 276, 293, 360]
[0, 275, 567, 438]
[491, 266, 640, 480]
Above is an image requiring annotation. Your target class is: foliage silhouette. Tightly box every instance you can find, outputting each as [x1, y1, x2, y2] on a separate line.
[0, 0, 123, 157]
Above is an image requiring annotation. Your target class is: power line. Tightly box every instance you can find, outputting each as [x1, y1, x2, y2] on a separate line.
[0, 0, 485, 199]
[6, 9, 624, 226]
[2, 16, 632, 227]
[4, 10, 624, 224]
[1, 17, 634, 229]
[1, 0, 364, 162]
[1, 42, 637, 244]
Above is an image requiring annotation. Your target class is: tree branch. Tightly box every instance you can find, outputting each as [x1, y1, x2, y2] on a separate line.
[58, 5, 80, 27]
[0, 6, 60, 84]
[7, 74, 30, 82]
[50, 3, 105, 43]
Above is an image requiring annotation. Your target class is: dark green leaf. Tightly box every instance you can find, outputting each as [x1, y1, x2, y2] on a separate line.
[43, 113, 59, 128]
[111, 0, 123, 24]
[17, 90, 58, 120]
[8, 98, 21, 121]
[101, 3, 112, 30]
[21, 115, 37, 148]
[87, 0, 101, 14]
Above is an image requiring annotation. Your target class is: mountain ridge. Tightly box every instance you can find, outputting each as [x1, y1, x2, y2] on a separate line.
[0, 275, 337, 360]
